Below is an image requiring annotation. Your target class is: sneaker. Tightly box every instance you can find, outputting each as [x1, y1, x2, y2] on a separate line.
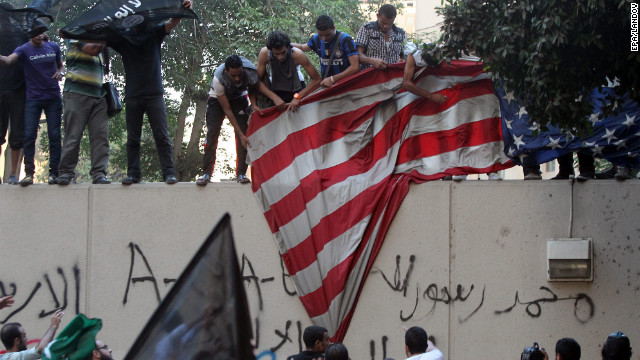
[615, 167, 633, 181]
[19, 175, 34, 186]
[487, 172, 502, 181]
[523, 173, 542, 180]
[551, 173, 572, 180]
[122, 176, 141, 185]
[57, 175, 72, 185]
[164, 175, 178, 184]
[237, 174, 251, 184]
[452, 175, 467, 181]
[595, 167, 616, 179]
[92, 176, 111, 184]
[48, 175, 58, 184]
[8, 175, 18, 185]
[196, 174, 211, 186]
[576, 172, 595, 182]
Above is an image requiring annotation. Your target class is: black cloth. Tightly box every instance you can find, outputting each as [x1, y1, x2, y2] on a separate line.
[287, 350, 324, 360]
[268, 48, 302, 93]
[556, 152, 595, 176]
[106, 23, 167, 98]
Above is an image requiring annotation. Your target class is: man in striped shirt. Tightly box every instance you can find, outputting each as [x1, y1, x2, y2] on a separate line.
[57, 39, 110, 185]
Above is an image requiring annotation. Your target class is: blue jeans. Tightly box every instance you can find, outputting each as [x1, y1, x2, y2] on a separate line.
[23, 97, 62, 176]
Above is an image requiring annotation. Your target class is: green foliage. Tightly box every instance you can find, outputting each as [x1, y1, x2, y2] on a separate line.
[437, 0, 640, 134]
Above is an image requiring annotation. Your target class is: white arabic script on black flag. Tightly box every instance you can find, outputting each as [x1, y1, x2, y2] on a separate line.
[60, 0, 198, 40]
[124, 214, 256, 360]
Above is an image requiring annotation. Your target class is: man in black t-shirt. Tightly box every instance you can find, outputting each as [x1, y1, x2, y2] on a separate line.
[106, 0, 192, 185]
[286, 326, 328, 360]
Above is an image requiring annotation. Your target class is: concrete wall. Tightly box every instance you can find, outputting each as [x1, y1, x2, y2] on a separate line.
[0, 181, 638, 360]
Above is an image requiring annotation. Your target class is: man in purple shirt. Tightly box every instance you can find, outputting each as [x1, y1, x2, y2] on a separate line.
[0, 22, 65, 185]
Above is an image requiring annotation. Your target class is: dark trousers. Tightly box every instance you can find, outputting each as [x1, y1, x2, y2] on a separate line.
[556, 152, 595, 176]
[202, 96, 249, 176]
[24, 97, 62, 176]
[0, 88, 25, 150]
[59, 92, 110, 181]
[124, 94, 174, 178]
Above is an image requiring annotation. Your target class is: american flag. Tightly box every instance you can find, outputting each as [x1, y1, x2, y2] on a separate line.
[498, 84, 640, 168]
[246, 61, 513, 341]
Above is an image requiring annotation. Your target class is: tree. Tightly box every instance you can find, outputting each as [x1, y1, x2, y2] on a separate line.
[437, 0, 640, 134]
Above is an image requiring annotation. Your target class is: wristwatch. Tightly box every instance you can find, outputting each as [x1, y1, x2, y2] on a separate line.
[293, 93, 301, 100]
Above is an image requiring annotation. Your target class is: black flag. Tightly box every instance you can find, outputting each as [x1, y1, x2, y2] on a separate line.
[123, 214, 256, 360]
[60, 0, 198, 40]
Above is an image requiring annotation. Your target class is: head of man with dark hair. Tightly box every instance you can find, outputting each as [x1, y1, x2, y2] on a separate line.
[315, 15, 335, 32]
[303, 325, 329, 351]
[403, 326, 444, 360]
[556, 338, 581, 360]
[405, 326, 429, 355]
[224, 54, 245, 85]
[287, 326, 329, 360]
[325, 343, 349, 360]
[378, 4, 397, 19]
[602, 331, 632, 360]
[266, 31, 291, 51]
[1, 322, 26, 351]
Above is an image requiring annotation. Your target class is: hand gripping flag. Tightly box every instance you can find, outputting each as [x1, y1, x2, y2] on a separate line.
[42, 314, 102, 360]
[246, 61, 513, 341]
[123, 214, 255, 360]
[60, 0, 197, 41]
[498, 85, 640, 168]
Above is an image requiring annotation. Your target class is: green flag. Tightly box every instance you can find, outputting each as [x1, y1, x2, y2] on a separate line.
[42, 314, 102, 360]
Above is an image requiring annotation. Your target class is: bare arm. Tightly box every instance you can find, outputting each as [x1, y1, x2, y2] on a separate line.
[165, 0, 191, 32]
[256, 47, 268, 80]
[287, 49, 321, 111]
[0, 53, 19, 66]
[291, 42, 312, 52]
[36, 309, 64, 354]
[217, 93, 249, 148]
[402, 53, 447, 103]
[320, 53, 359, 87]
[54, 57, 65, 81]
[357, 45, 387, 70]
[257, 81, 285, 110]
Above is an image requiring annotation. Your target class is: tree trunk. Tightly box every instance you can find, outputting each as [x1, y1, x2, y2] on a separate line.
[184, 90, 208, 180]
[173, 89, 191, 181]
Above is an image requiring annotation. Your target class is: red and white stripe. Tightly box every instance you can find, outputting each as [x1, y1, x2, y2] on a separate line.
[247, 61, 513, 341]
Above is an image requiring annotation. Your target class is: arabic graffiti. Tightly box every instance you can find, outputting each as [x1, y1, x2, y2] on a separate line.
[495, 286, 595, 323]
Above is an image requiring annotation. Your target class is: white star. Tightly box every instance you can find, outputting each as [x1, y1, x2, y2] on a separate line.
[602, 128, 618, 144]
[505, 119, 513, 130]
[528, 122, 540, 131]
[503, 91, 515, 105]
[592, 145, 604, 155]
[585, 141, 596, 147]
[518, 106, 528, 118]
[623, 114, 636, 128]
[588, 113, 600, 126]
[628, 152, 639, 158]
[507, 147, 516, 157]
[615, 139, 627, 150]
[547, 137, 563, 149]
[513, 134, 525, 150]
